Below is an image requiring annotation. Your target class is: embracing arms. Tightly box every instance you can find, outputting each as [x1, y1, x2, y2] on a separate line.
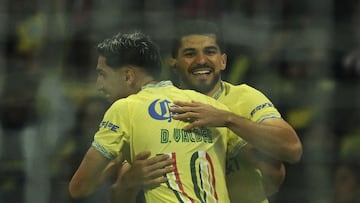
[69, 148, 174, 202]
[170, 101, 302, 163]
[107, 100, 299, 201]
[110, 151, 174, 203]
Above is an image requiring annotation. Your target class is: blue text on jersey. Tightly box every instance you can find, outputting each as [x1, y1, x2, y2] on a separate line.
[99, 121, 119, 132]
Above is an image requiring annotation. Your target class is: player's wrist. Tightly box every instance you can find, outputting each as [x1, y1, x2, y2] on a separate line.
[224, 111, 237, 127]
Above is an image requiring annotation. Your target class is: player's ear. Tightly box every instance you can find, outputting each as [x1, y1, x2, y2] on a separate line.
[220, 53, 227, 71]
[124, 66, 136, 84]
[169, 58, 178, 73]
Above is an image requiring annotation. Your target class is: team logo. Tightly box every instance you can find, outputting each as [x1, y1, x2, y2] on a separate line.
[148, 99, 177, 122]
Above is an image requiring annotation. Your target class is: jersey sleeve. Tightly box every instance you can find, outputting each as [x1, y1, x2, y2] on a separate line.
[92, 100, 130, 160]
[242, 85, 281, 123]
[226, 129, 247, 158]
[250, 102, 281, 123]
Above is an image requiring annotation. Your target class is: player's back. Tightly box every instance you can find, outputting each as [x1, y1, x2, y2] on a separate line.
[120, 81, 241, 203]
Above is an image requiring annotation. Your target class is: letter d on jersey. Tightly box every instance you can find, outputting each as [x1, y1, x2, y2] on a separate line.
[161, 129, 170, 143]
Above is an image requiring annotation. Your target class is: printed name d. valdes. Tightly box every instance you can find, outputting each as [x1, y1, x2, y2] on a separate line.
[160, 128, 213, 143]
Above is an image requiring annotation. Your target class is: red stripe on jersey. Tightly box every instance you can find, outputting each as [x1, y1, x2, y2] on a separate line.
[206, 152, 218, 200]
[171, 152, 195, 203]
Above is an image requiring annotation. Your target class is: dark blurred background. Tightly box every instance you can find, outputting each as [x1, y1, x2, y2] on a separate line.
[0, 0, 359, 202]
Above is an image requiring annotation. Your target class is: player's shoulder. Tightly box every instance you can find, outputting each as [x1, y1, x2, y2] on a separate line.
[223, 81, 261, 94]
[183, 88, 229, 109]
[108, 97, 133, 110]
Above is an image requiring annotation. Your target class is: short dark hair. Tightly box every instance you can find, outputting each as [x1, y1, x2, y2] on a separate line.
[171, 20, 225, 58]
[97, 31, 162, 78]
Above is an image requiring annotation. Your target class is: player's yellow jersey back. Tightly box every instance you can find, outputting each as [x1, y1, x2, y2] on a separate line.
[93, 81, 246, 203]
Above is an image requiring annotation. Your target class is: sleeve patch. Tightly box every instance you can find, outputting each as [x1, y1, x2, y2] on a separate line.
[250, 102, 274, 117]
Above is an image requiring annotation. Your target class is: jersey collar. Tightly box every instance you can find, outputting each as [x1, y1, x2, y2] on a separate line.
[212, 81, 224, 100]
[141, 80, 174, 89]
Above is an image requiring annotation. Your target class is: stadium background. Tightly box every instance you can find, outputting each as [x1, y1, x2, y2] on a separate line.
[0, 0, 359, 202]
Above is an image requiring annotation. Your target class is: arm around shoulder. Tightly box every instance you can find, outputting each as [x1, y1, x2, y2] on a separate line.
[225, 113, 302, 163]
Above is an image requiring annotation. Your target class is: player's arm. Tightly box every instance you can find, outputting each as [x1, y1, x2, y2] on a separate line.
[170, 101, 302, 163]
[102, 153, 125, 183]
[110, 151, 175, 203]
[237, 144, 286, 196]
[69, 146, 111, 198]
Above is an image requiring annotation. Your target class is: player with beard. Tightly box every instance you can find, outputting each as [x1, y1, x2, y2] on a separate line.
[167, 20, 302, 203]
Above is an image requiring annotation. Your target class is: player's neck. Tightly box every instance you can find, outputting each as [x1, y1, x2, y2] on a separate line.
[140, 76, 158, 88]
[208, 81, 223, 99]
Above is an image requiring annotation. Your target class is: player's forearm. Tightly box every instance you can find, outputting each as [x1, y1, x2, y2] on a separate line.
[100, 156, 123, 185]
[224, 112, 302, 163]
[69, 173, 104, 198]
[69, 147, 111, 198]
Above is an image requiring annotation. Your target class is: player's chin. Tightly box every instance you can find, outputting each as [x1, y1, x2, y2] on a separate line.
[190, 76, 211, 86]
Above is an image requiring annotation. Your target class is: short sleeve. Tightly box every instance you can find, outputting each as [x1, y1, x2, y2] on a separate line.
[92, 100, 130, 159]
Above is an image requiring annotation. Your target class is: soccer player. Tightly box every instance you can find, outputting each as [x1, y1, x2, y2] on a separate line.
[111, 20, 303, 203]
[68, 31, 247, 203]
[168, 20, 302, 203]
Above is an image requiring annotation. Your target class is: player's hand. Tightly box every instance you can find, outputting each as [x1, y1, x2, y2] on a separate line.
[115, 151, 175, 190]
[239, 145, 286, 196]
[170, 100, 229, 130]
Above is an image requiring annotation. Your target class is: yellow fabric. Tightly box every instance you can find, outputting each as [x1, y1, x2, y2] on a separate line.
[219, 82, 281, 203]
[93, 81, 246, 203]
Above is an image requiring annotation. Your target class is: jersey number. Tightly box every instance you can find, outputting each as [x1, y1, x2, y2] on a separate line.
[165, 151, 218, 203]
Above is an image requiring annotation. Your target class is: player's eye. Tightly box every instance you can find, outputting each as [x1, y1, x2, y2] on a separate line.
[204, 48, 218, 55]
[183, 51, 195, 57]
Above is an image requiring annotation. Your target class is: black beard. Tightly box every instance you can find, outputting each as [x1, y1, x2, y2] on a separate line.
[182, 73, 220, 95]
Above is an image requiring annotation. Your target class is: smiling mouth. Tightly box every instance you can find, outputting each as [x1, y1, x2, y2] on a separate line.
[192, 70, 211, 75]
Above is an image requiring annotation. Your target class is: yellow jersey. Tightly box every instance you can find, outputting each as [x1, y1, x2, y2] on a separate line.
[92, 81, 246, 203]
[216, 81, 281, 203]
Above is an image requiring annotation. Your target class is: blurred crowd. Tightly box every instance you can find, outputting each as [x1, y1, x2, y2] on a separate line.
[0, 0, 359, 203]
